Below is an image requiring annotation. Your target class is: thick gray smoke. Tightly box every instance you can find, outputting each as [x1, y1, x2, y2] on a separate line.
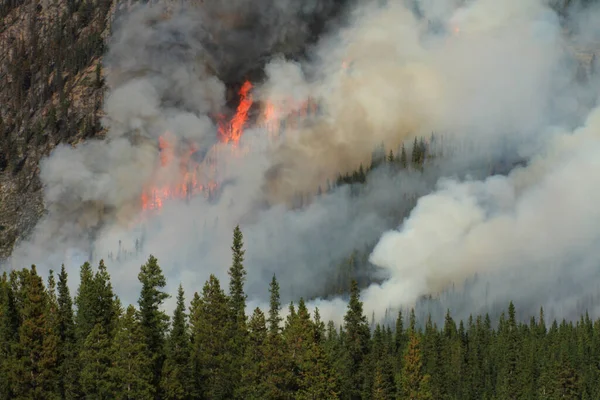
[6, 0, 600, 323]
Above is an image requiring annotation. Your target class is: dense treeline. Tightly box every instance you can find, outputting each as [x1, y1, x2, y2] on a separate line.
[2, 226, 600, 399]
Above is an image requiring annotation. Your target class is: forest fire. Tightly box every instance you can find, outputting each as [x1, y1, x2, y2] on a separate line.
[139, 79, 319, 213]
[140, 80, 256, 212]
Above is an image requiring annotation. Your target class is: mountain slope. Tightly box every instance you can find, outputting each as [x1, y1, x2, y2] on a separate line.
[0, 0, 116, 259]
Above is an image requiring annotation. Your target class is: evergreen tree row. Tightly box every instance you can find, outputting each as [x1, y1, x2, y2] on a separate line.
[2, 226, 600, 399]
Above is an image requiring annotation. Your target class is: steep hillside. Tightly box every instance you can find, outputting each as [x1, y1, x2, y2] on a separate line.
[0, 0, 115, 259]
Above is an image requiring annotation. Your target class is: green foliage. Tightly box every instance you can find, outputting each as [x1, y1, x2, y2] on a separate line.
[190, 275, 232, 399]
[160, 285, 192, 400]
[56, 265, 79, 399]
[137, 255, 170, 397]
[79, 323, 112, 399]
[342, 280, 371, 399]
[2, 226, 600, 399]
[109, 305, 154, 400]
[228, 225, 247, 397]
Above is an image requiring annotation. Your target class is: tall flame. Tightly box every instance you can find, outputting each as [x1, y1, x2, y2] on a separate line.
[139, 79, 320, 213]
[218, 80, 253, 145]
[141, 80, 255, 212]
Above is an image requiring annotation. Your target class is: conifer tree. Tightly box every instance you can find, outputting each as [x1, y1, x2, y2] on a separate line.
[137, 255, 170, 398]
[399, 144, 408, 169]
[41, 270, 60, 398]
[13, 266, 60, 399]
[161, 285, 191, 400]
[401, 332, 433, 400]
[191, 275, 231, 399]
[395, 310, 407, 369]
[0, 272, 19, 399]
[268, 274, 282, 336]
[238, 308, 268, 399]
[75, 262, 96, 343]
[497, 302, 522, 399]
[188, 292, 203, 399]
[109, 305, 154, 400]
[229, 225, 247, 321]
[263, 274, 291, 398]
[95, 260, 118, 335]
[411, 137, 420, 167]
[57, 265, 79, 399]
[342, 280, 370, 399]
[79, 323, 113, 399]
[75, 261, 117, 344]
[228, 225, 247, 397]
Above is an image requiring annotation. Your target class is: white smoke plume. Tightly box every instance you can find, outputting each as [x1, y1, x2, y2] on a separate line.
[5, 0, 600, 324]
[366, 103, 600, 324]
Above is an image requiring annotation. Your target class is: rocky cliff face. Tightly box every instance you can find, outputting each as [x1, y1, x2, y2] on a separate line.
[0, 0, 117, 259]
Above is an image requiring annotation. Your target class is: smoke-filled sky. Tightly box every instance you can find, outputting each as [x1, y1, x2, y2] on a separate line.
[6, 0, 600, 324]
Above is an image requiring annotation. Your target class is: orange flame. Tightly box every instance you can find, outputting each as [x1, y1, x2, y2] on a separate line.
[141, 81, 255, 212]
[140, 80, 319, 213]
[218, 80, 253, 145]
[140, 131, 223, 212]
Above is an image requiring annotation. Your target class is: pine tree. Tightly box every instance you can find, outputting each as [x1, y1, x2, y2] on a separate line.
[137, 255, 170, 398]
[411, 137, 420, 167]
[263, 274, 291, 398]
[0, 272, 19, 399]
[401, 333, 433, 400]
[268, 274, 282, 336]
[109, 305, 154, 399]
[229, 225, 247, 321]
[188, 292, 203, 399]
[75, 261, 117, 344]
[57, 265, 79, 399]
[497, 302, 522, 400]
[395, 310, 407, 369]
[342, 280, 370, 399]
[95, 260, 118, 336]
[13, 266, 60, 399]
[228, 225, 247, 397]
[42, 270, 60, 398]
[238, 308, 268, 399]
[79, 323, 113, 399]
[399, 144, 408, 169]
[190, 275, 231, 399]
[75, 262, 96, 343]
[387, 149, 395, 163]
[161, 285, 191, 399]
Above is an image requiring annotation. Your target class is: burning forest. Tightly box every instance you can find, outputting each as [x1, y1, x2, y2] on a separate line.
[5, 0, 600, 330]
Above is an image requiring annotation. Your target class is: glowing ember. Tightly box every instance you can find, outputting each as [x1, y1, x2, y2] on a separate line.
[218, 80, 253, 145]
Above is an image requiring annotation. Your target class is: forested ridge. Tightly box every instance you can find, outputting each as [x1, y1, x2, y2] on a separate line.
[2, 226, 600, 400]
